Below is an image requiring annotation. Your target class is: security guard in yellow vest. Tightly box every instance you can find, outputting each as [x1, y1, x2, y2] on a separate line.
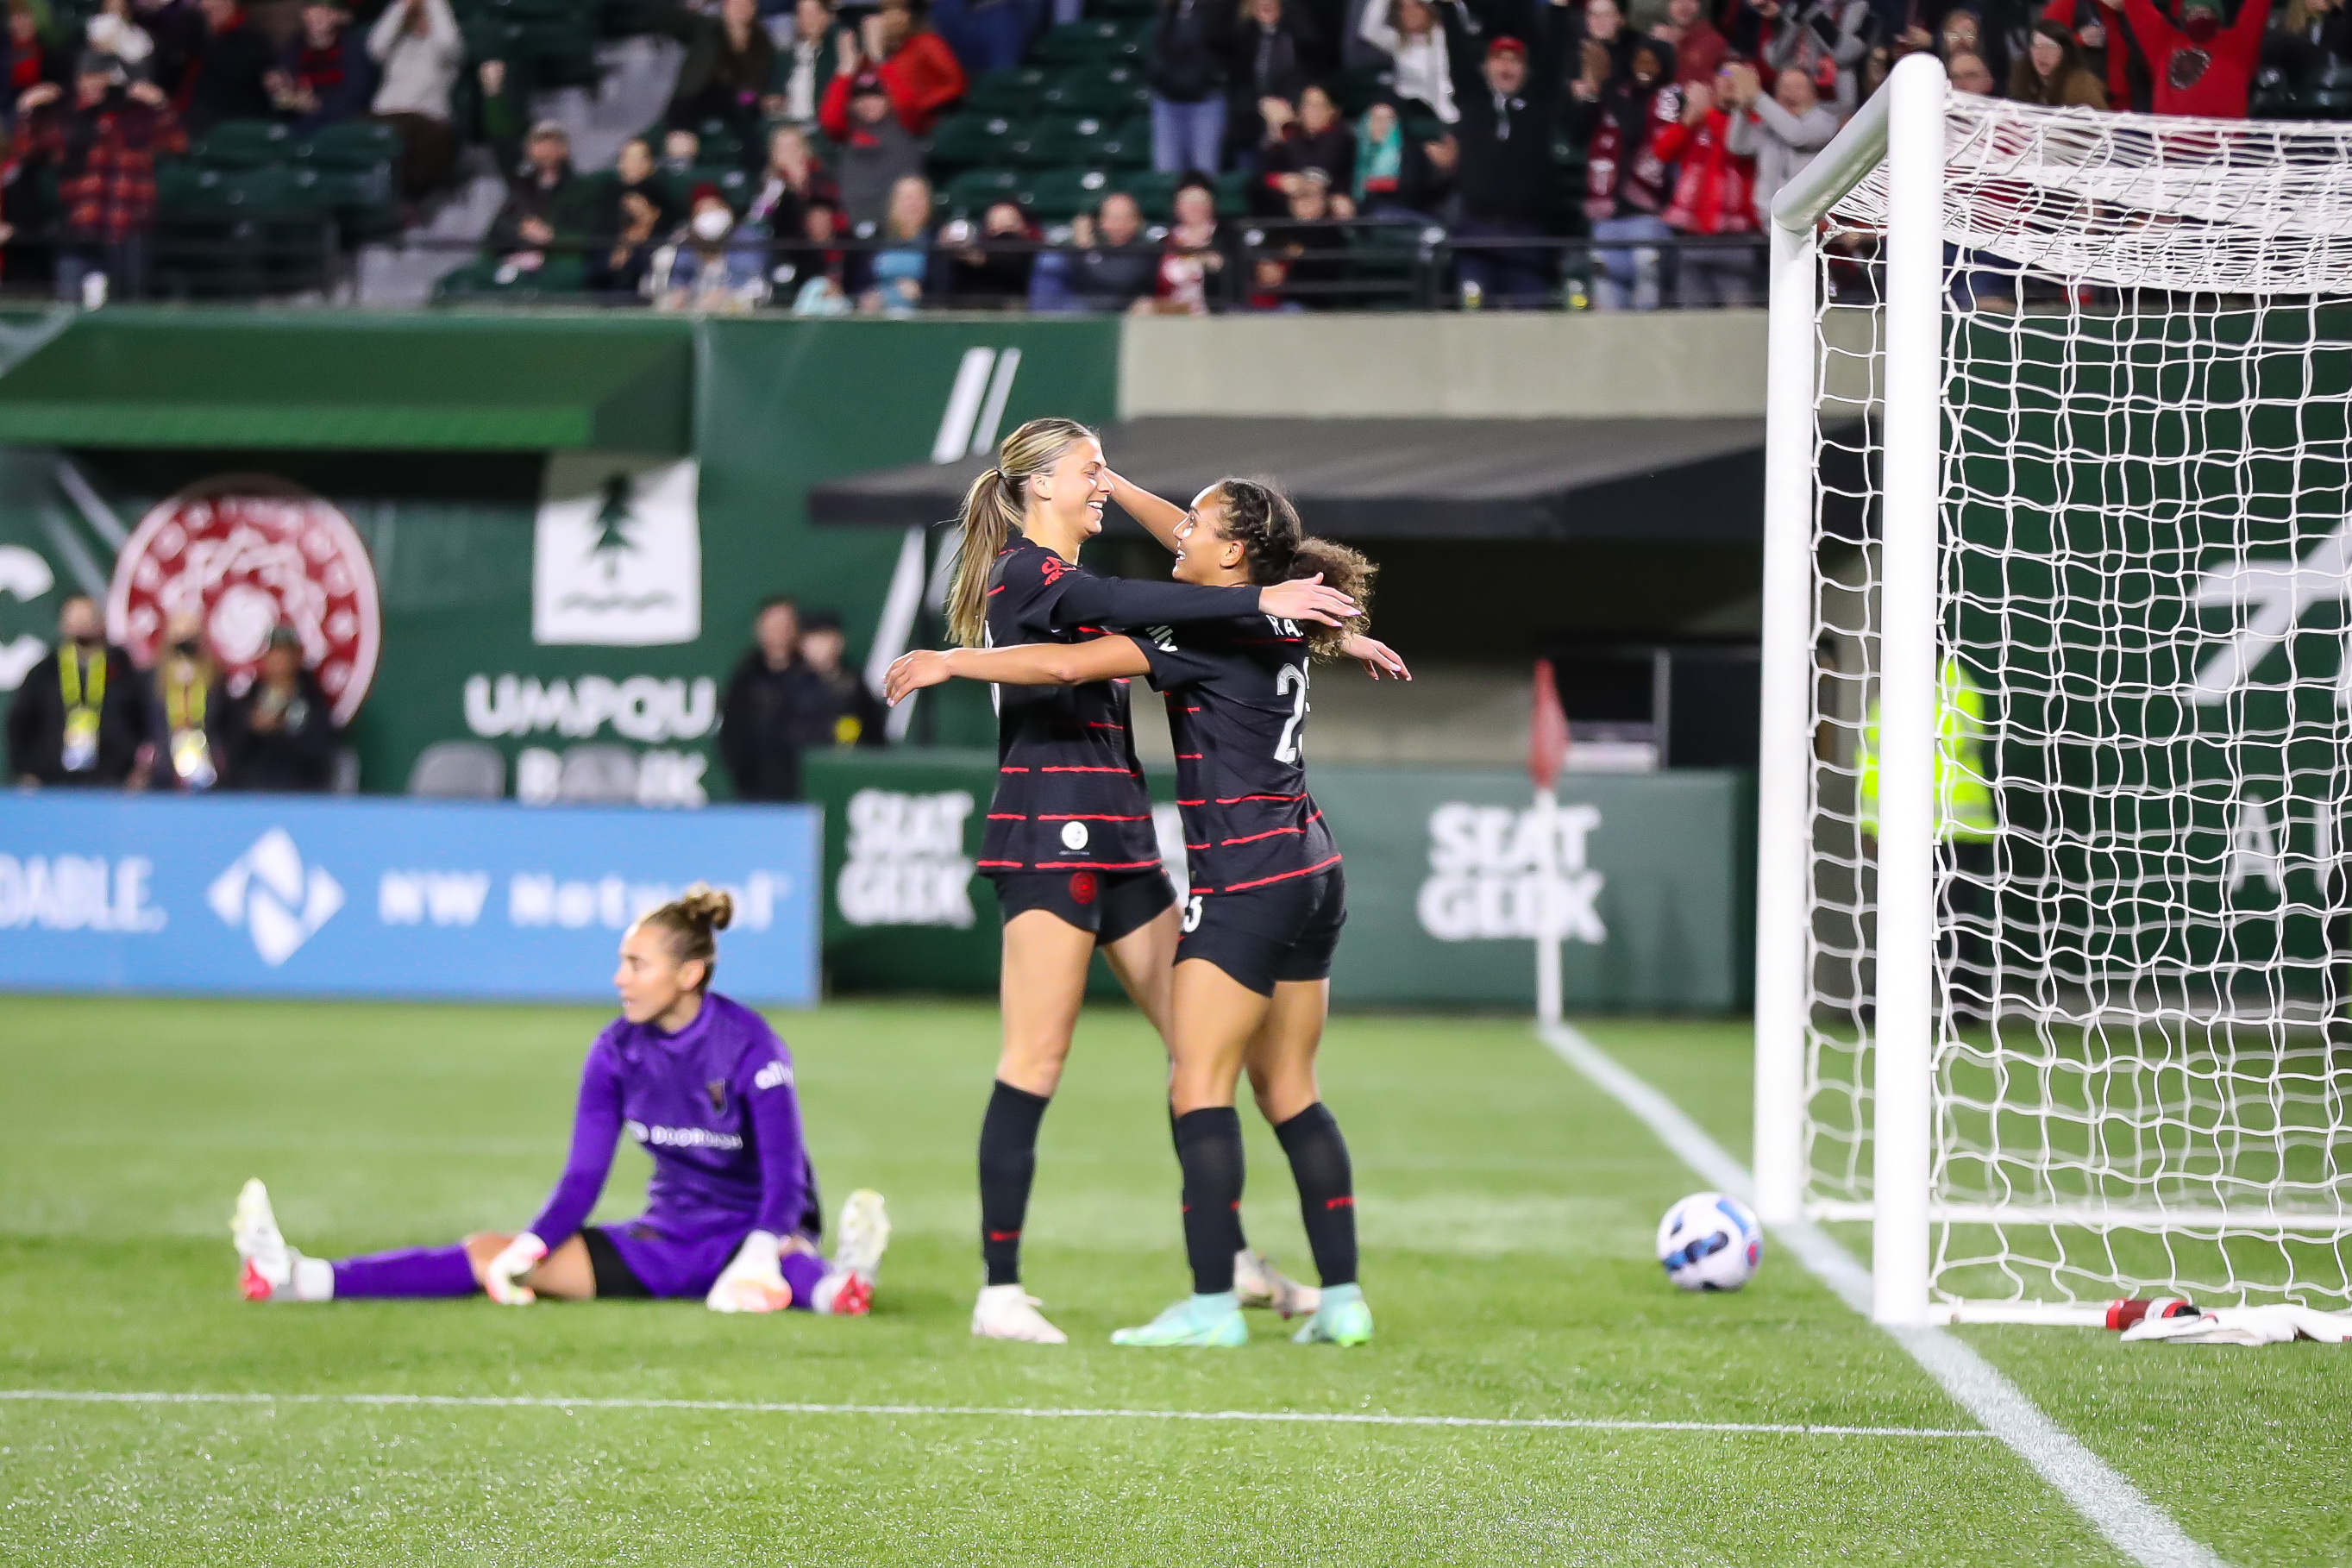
[1856, 652, 2000, 1023]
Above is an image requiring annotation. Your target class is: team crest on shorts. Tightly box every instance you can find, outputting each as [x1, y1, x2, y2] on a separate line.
[706, 1078, 728, 1113]
[1069, 871, 1099, 905]
[105, 476, 381, 725]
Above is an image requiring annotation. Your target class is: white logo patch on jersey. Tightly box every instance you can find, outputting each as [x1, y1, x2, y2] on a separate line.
[753, 1059, 793, 1092]
[1060, 819, 1091, 850]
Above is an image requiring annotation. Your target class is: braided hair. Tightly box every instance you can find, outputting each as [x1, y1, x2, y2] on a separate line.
[1209, 478, 1375, 656]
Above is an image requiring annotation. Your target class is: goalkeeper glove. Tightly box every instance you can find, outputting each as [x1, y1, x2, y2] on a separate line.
[706, 1229, 792, 1313]
[484, 1232, 547, 1306]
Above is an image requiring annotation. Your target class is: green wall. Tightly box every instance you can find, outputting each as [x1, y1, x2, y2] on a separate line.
[0, 314, 1119, 796]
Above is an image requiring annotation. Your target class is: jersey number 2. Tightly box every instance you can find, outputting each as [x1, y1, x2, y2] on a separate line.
[1274, 664, 1309, 763]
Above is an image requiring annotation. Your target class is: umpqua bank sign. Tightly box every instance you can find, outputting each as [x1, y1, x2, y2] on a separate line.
[0, 793, 819, 1003]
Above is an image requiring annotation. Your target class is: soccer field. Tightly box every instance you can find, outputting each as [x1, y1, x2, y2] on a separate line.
[2, 997, 2344, 1566]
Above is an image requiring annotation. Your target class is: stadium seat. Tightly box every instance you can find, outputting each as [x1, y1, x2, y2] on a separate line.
[407, 741, 507, 799]
[1040, 64, 1151, 117]
[1021, 165, 1120, 220]
[297, 120, 402, 169]
[1119, 169, 1179, 223]
[963, 66, 1055, 115]
[433, 252, 593, 300]
[943, 166, 1031, 217]
[687, 166, 754, 210]
[1214, 169, 1251, 217]
[1334, 66, 1395, 116]
[190, 119, 292, 170]
[928, 110, 1029, 172]
[1032, 18, 1146, 65]
[1016, 114, 1149, 169]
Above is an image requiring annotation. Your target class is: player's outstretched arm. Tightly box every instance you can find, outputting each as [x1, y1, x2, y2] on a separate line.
[886, 637, 1153, 704]
[1049, 571, 1358, 630]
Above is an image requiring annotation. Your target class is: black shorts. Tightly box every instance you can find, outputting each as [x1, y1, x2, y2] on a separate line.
[1176, 866, 1346, 996]
[581, 1225, 652, 1300]
[988, 867, 1176, 944]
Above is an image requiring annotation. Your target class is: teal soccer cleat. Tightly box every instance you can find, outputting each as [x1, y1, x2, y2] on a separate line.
[1291, 1284, 1373, 1346]
[1109, 1291, 1249, 1347]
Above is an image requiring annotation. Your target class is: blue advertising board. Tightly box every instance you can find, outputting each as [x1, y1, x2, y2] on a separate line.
[0, 794, 821, 1004]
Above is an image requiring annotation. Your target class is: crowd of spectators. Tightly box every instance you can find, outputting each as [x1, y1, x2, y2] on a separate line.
[0, 0, 2331, 309]
[6, 594, 342, 793]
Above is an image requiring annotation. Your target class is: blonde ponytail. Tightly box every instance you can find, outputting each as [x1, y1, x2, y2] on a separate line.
[638, 881, 733, 990]
[944, 416, 1097, 647]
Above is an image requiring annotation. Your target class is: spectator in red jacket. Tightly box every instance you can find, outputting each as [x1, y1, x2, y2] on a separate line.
[833, 0, 964, 135]
[2044, 0, 2148, 109]
[2114, 0, 2267, 114]
[1653, 69, 1757, 306]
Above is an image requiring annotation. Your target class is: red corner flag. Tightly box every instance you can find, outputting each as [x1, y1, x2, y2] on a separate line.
[1530, 658, 1568, 791]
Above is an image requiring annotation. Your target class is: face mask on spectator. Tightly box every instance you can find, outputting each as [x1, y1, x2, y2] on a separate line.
[693, 207, 733, 241]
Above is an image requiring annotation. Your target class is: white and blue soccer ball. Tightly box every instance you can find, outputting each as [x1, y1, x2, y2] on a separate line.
[1656, 1192, 1764, 1292]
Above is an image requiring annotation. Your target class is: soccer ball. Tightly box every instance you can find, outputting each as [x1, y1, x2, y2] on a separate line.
[1656, 1192, 1764, 1292]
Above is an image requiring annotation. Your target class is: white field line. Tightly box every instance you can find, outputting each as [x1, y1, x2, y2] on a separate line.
[1538, 1021, 2227, 1568]
[0, 1388, 1987, 1440]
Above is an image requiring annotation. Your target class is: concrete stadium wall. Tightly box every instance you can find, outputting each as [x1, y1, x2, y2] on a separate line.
[1119, 310, 1772, 420]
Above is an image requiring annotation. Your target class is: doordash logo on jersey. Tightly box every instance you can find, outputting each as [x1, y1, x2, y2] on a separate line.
[1416, 801, 1607, 944]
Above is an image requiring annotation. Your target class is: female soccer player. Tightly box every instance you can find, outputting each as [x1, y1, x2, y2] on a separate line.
[948, 417, 1361, 1345]
[230, 886, 889, 1314]
[892, 476, 1403, 1349]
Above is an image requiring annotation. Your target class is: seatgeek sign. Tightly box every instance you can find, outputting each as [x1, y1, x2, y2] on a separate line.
[0, 793, 819, 1003]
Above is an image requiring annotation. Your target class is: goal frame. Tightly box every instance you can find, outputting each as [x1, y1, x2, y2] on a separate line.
[1752, 54, 2032, 1327]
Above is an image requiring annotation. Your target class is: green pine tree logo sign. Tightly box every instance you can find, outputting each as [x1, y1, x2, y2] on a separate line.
[531, 458, 702, 647]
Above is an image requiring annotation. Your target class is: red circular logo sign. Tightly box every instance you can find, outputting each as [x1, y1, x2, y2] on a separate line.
[105, 477, 381, 726]
[1069, 871, 1100, 906]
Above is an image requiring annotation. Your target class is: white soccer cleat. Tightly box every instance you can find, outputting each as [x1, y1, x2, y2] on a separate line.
[232, 1178, 292, 1301]
[818, 1189, 891, 1316]
[1233, 1248, 1321, 1320]
[972, 1283, 1069, 1344]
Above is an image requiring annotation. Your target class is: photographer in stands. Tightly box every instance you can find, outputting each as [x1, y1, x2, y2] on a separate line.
[216, 626, 339, 793]
[6, 592, 144, 788]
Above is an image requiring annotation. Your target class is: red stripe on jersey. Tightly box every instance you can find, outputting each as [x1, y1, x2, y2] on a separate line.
[1186, 842, 1209, 850]
[1176, 798, 1206, 806]
[1034, 858, 1163, 870]
[1217, 853, 1343, 893]
[986, 813, 1028, 820]
[1176, 753, 1203, 760]
[1215, 793, 1308, 805]
[1040, 813, 1151, 821]
[1043, 765, 1133, 774]
[975, 860, 1023, 868]
[987, 585, 1007, 595]
[1085, 721, 1126, 730]
[1220, 825, 1303, 845]
[1000, 767, 1031, 773]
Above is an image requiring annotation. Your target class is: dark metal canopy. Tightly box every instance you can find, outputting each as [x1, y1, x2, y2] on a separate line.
[806, 416, 1766, 543]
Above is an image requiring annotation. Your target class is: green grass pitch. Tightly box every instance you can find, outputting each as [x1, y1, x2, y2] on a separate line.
[2, 994, 2345, 1565]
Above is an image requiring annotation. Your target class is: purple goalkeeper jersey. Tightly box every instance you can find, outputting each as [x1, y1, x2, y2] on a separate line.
[527, 993, 819, 1248]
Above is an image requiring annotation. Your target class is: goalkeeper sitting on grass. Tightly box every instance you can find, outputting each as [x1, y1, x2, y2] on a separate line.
[232, 885, 889, 1315]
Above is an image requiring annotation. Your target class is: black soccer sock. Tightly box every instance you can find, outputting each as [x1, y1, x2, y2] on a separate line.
[1275, 1102, 1358, 1288]
[1174, 1106, 1245, 1295]
[1170, 1101, 1251, 1252]
[978, 1079, 1051, 1288]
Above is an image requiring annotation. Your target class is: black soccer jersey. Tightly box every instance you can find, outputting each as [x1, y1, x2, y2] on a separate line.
[976, 539, 1256, 874]
[1133, 612, 1339, 896]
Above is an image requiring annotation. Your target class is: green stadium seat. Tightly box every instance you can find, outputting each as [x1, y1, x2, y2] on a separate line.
[1021, 165, 1120, 220]
[1214, 169, 1251, 217]
[963, 66, 1055, 115]
[191, 119, 293, 170]
[1041, 63, 1151, 116]
[1334, 66, 1393, 116]
[943, 166, 1027, 216]
[435, 252, 593, 300]
[693, 119, 745, 165]
[929, 110, 1029, 172]
[1015, 114, 1150, 169]
[297, 120, 402, 169]
[1032, 18, 1146, 65]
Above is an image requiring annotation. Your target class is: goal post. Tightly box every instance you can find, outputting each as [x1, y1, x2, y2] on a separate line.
[1756, 58, 2352, 1325]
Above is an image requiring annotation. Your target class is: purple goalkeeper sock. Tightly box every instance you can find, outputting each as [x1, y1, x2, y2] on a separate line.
[781, 1247, 827, 1313]
[330, 1245, 480, 1298]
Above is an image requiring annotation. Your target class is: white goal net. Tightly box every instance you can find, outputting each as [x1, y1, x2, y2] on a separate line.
[1760, 66, 2352, 1322]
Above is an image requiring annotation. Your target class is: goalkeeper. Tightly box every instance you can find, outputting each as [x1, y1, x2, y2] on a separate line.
[230, 884, 889, 1315]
